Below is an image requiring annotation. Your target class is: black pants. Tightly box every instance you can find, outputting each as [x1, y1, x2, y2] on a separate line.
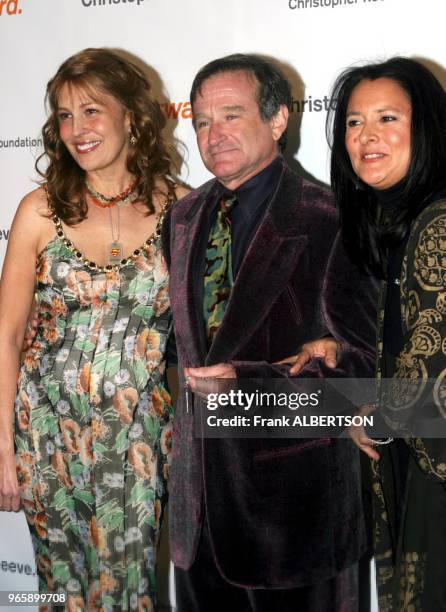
[174, 522, 360, 612]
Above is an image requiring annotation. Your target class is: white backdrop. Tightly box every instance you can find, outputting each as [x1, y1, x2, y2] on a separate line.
[1, 0, 446, 607]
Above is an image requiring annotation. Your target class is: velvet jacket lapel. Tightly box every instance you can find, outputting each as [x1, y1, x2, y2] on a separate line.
[169, 180, 218, 366]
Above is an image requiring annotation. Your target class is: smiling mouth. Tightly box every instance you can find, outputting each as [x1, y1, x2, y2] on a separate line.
[75, 140, 101, 154]
[362, 153, 385, 161]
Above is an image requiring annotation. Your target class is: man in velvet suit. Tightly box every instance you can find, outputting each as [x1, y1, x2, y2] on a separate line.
[163, 54, 377, 611]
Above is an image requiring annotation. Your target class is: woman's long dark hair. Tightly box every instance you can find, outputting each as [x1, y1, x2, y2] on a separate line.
[327, 57, 446, 278]
[36, 48, 178, 225]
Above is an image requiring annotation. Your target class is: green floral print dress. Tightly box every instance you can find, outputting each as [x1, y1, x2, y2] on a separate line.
[14, 210, 173, 612]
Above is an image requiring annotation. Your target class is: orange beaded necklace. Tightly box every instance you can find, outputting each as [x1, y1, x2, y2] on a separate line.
[85, 179, 139, 208]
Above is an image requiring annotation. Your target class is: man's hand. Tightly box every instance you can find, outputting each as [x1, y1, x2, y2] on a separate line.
[185, 363, 236, 398]
[347, 404, 380, 461]
[276, 338, 339, 375]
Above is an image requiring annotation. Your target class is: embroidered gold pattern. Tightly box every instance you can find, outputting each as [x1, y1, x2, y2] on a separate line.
[405, 289, 420, 330]
[406, 438, 446, 480]
[399, 552, 426, 612]
[378, 593, 393, 612]
[414, 212, 446, 290]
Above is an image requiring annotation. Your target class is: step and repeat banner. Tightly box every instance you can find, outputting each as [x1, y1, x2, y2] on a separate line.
[1, 0, 446, 608]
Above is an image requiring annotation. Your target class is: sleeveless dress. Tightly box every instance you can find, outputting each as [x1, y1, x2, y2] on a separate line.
[14, 208, 173, 612]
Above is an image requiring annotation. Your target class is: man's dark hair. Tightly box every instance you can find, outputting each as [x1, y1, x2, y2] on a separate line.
[190, 53, 292, 152]
[327, 57, 446, 278]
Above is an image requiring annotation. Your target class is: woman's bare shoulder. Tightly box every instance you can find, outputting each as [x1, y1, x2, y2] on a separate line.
[18, 186, 52, 219]
[11, 186, 54, 253]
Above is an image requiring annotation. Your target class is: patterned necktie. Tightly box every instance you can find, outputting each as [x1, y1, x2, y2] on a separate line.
[203, 194, 237, 343]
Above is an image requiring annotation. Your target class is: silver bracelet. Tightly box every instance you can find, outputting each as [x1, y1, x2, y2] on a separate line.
[372, 437, 394, 445]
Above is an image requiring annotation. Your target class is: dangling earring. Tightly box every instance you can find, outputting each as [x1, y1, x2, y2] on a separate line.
[129, 132, 137, 146]
[354, 175, 360, 190]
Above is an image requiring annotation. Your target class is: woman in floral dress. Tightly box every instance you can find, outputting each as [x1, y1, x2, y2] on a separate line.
[0, 48, 188, 611]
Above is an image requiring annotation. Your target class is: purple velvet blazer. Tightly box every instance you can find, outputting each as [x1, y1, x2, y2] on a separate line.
[163, 161, 378, 588]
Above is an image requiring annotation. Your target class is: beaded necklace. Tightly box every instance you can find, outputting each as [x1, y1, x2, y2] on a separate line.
[85, 179, 139, 208]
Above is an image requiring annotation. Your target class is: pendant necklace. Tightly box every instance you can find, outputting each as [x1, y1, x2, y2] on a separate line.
[84, 179, 139, 265]
[108, 205, 123, 264]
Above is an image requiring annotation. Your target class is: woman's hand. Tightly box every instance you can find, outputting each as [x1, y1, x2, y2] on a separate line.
[276, 337, 340, 375]
[0, 453, 21, 512]
[347, 404, 380, 460]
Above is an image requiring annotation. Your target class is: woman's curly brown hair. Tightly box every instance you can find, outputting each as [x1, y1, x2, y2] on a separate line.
[36, 47, 178, 224]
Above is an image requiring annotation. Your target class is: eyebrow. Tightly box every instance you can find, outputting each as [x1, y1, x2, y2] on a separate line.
[346, 106, 407, 116]
[194, 104, 247, 117]
[57, 100, 102, 111]
[221, 105, 246, 112]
